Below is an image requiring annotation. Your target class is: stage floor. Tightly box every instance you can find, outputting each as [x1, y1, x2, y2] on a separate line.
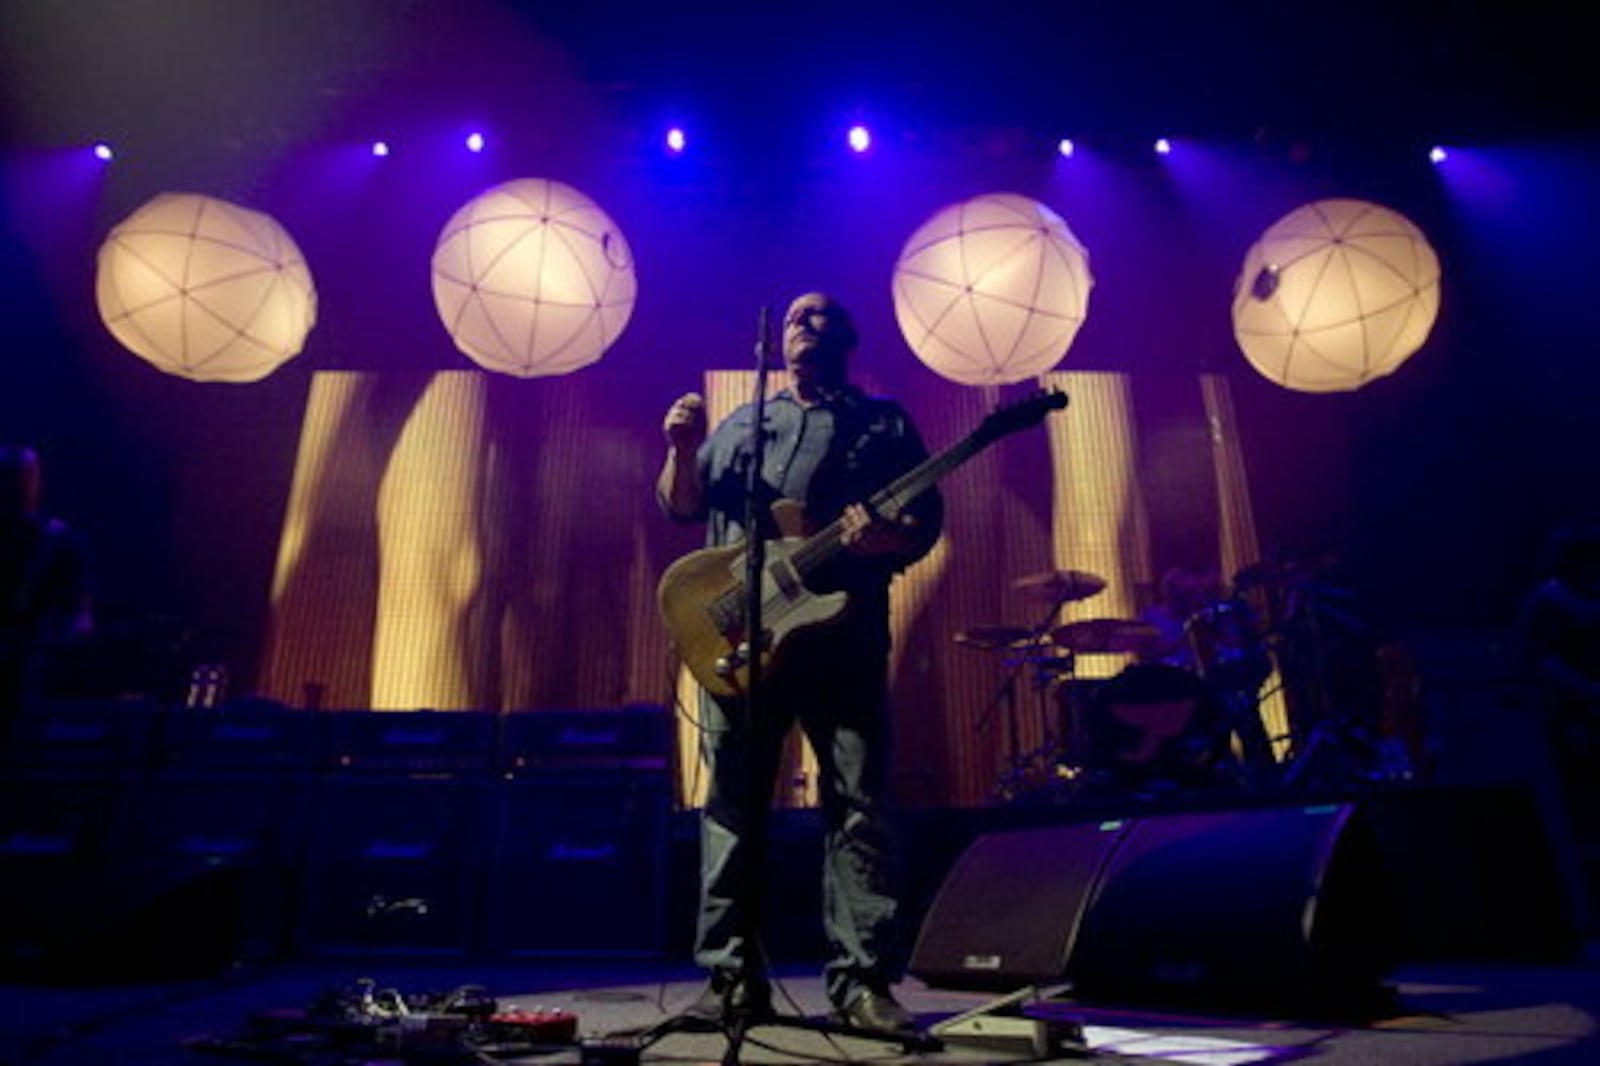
[4, 948, 1600, 1065]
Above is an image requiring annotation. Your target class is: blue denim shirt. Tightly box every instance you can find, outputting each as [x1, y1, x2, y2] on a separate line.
[693, 385, 943, 649]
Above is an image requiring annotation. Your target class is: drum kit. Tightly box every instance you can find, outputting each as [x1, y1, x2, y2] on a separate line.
[957, 565, 1283, 802]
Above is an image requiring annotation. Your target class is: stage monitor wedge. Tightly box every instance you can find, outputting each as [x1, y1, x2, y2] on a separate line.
[908, 820, 1128, 989]
[1066, 803, 1392, 1013]
[910, 802, 1393, 1015]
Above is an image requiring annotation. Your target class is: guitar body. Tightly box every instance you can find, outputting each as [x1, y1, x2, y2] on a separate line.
[658, 501, 849, 698]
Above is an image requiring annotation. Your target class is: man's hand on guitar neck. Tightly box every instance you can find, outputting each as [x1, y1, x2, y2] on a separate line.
[840, 502, 923, 558]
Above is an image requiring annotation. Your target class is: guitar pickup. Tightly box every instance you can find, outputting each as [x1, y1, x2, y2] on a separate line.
[767, 558, 803, 599]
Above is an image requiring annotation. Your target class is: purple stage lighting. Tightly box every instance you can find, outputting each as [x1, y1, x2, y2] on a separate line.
[92, 142, 113, 162]
[1429, 145, 1449, 164]
[371, 141, 390, 157]
[1154, 137, 1173, 155]
[1057, 138, 1076, 158]
[665, 126, 686, 153]
[465, 131, 486, 153]
[847, 125, 872, 153]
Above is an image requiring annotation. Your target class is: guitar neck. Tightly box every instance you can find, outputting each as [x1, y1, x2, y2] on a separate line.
[787, 424, 1002, 581]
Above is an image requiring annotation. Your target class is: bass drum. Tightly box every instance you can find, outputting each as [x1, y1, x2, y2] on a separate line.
[1082, 664, 1227, 789]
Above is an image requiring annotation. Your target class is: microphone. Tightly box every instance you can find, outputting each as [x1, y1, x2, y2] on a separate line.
[754, 304, 777, 368]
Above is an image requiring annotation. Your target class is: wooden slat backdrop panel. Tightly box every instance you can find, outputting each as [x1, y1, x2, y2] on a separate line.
[1202, 373, 1291, 760]
[258, 369, 1272, 807]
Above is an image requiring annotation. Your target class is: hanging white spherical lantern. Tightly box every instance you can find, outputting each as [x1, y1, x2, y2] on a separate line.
[431, 178, 636, 378]
[95, 192, 317, 383]
[1232, 198, 1441, 393]
[892, 192, 1093, 386]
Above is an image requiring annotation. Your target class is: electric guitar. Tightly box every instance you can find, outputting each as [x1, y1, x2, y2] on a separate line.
[658, 388, 1068, 698]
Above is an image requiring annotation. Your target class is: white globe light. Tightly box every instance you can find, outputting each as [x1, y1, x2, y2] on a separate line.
[431, 178, 637, 378]
[1232, 198, 1441, 393]
[892, 192, 1093, 386]
[95, 192, 317, 383]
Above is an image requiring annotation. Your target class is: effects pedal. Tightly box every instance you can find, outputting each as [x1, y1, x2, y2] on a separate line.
[486, 1006, 580, 1043]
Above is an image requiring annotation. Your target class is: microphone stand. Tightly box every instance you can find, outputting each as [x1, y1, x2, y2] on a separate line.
[720, 309, 772, 1062]
[743, 305, 772, 733]
[631, 311, 781, 1064]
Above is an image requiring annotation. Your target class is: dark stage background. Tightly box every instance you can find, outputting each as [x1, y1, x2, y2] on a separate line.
[2, 2, 1597, 796]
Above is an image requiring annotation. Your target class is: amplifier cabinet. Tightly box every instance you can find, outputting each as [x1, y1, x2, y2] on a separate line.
[486, 769, 671, 956]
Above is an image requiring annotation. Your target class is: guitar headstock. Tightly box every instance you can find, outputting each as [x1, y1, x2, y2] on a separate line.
[976, 388, 1069, 442]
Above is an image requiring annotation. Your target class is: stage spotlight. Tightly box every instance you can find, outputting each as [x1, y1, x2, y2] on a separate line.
[371, 141, 390, 157]
[92, 142, 114, 162]
[847, 125, 872, 153]
[1429, 145, 1449, 164]
[1154, 138, 1173, 155]
[665, 126, 686, 153]
[1057, 138, 1075, 158]
[465, 131, 486, 153]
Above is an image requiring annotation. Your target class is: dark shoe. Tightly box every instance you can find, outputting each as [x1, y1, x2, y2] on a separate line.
[682, 970, 773, 1025]
[833, 986, 919, 1037]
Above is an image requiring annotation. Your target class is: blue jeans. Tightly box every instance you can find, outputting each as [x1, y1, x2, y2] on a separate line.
[694, 643, 898, 1008]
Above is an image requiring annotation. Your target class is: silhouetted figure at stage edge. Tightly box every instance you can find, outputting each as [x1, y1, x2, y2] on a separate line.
[1517, 523, 1600, 925]
[656, 293, 943, 1037]
[1, 445, 93, 745]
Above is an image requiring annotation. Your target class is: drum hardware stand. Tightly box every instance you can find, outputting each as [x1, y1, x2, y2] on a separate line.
[974, 645, 1066, 802]
[976, 653, 1027, 799]
[1264, 592, 1379, 789]
[1280, 710, 1399, 792]
[970, 590, 1081, 802]
[1240, 549, 1362, 768]
[1215, 685, 1280, 788]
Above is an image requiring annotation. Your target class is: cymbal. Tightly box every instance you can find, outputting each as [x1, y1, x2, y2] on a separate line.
[1050, 618, 1160, 654]
[954, 625, 1046, 651]
[1233, 551, 1335, 591]
[1012, 569, 1107, 602]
